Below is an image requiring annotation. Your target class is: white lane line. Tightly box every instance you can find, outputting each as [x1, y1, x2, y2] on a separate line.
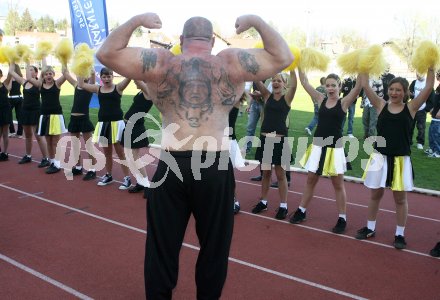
[237, 180, 440, 223]
[0, 183, 367, 299]
[7, 152, 440, 224]
[0, 253, 93, 300]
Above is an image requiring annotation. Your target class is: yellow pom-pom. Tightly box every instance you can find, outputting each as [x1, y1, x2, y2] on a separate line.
[0, 45, 17, 63]
[0, 46, 7, 64]
[34, 41, 53, 60]
[337, 49, 363, 75]
[170, 44, 182, 55]
[71, 43, 95, 78]
[253, 41, 264, 49]
[14, 44, 33, 63]
[54, 38, 74, 66]
[284, 45, 301, 71]
[411, 40, 440, 74]
[299, 48, 330, 72]
[358, 44, 387, 76]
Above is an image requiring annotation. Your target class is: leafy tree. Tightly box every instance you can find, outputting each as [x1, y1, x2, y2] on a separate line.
[19, 8, 35, 32]
[36, 15, 55, 33]
[338, 30, 369, 52]
[4, 4, 20, 35]
[55, 18, 69, 31]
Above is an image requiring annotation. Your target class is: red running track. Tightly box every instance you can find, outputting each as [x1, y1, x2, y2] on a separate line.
[1, 137, 440, 299]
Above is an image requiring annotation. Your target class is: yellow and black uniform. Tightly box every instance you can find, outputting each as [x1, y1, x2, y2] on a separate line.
[68, 87, 94, 133]
[92, 86, 125, 145]
[255, 94, 291, 167]
[0, 84, 12, 126]
[37, 84, 66, 136]
[363, 103, 414, 191]
[300, 98, 350, 176]
[8, 80, 23, 135]
[20, 82, 40, 126]
[120, 91, 152, 149]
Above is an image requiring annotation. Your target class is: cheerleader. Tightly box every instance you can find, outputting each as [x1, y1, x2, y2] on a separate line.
[8, 62, 50, 167]
[120, 80, 152, 193]
[0, 68, 12, 161]
[355, 70, 435, 249]
[62, 67, 97, 181]
[289, 70, 361, 234]
[251, 71, 297, 220]
[78, 67, 131, 189]
[8, 64, 23, 138]
[27, 58, 67, 174]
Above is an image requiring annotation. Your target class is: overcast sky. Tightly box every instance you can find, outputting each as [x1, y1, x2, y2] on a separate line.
[1, 0, 439, 43]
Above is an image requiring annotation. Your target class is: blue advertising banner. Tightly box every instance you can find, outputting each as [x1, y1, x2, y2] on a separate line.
[68, 0, 109, 108]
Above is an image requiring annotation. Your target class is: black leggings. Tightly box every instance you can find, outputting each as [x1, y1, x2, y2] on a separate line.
[144, 150, 235, 300]
[9, 97, 23, 135]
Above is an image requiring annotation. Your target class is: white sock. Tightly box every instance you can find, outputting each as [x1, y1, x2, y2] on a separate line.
[395, 226, 405, 236]
[234, 201, 240, 205]
[53, 160, 60, 168]
[75, 165, 82, 170]
[299, 206, 306, 213]
[89, 169, 95, 172]
[261, 200, 268, 205]
[49, 158, 54, 163]
[367, 220, 376, 231]
[135, 174, 150, 187]
[280, 203, 287, 209]
[339, 214, 347, 221]
[26, 154, 31, 158]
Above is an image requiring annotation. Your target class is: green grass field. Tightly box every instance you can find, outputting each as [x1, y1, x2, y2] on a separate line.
[56, 78, 438, 191]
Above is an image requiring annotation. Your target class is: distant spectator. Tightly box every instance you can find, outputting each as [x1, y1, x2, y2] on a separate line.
[340, 77, 359, 138]
[361, 78, 383, 139]
[409, 73, 435, 150]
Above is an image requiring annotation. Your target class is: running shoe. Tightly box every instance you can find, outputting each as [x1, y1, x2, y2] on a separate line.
[233, 203, 241, 215]
[251, 201, 268, 214]
[429, 242, 440, 257]
[332, 217, 347, 234]
[355, 227, 376, 240]
[72, 166, 83, 175]
[98, 173, 113, 186]
[18, 155, 32, 164]
[289, 208, 306, 224]
[119, 176, 132, 190]
[275, 207, 288, 220]
[128, 183, 145, 193]
[83, 170, 96, 181]
[0, 152, 9, 161]
[45, 163, 61, 174]
[38, 158, 50, 168]
[393, 235, 407, 250]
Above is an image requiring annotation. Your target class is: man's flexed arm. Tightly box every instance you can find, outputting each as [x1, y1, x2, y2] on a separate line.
[96, 13, 167, 81]
[221, 15, 293, 82]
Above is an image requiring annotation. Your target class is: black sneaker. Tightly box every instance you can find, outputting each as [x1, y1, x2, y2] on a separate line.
[275, 207, 288, 220]
[83, 170, 96, 181]
[252, 201, 268, 214]
[119, 176, 132, 190]
[289, 208, 306, 224]
[250, 175, 262, 181]
[393, 235, 407, 250]
[19, 155, 32, 164]
[0, 152, 9, 161]
[429, 242, 440, 257]
[45, 163, 61, 174]
[38, 158, 50, 168]
[355, 227, 376, 240]
[233, 203, 240, 215]
[98, 173, 113, 186]
[128, 183, 145, 193]
[72, 166, 83, 175]
[332, 217, 347, 234]
[270, 181, 291, 188]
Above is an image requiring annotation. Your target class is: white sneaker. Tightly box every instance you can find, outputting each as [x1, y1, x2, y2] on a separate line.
[305, 127, 312, 136]
[347, 134, 354, 138]
[428, 152, 440, 158]
[119, 176, 132, 190]
[416, 143, 423, 150]
[424, 148, 433, 155]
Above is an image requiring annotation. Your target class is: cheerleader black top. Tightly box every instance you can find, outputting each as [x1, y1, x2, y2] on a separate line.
[375, 103, 412, 156]
[98, 86, 123, 122]
[228, 106, 239, 140]
[40, 83, 62, 115]
[71, 87, 93, 115]
[0, 84, 9, 109]
[124, 91, 153, 126]
[314, 98, 346, 148]
[260, 94, 290, 136]
[22, 83, 41, 111]
[9, 80, 22, 97]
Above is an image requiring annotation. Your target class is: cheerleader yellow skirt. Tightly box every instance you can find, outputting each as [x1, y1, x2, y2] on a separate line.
[37, 115, 67, 136]
[300, 144, 348, 176]
[362, 152, 413, 191]
[93, 120, 125, 146]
